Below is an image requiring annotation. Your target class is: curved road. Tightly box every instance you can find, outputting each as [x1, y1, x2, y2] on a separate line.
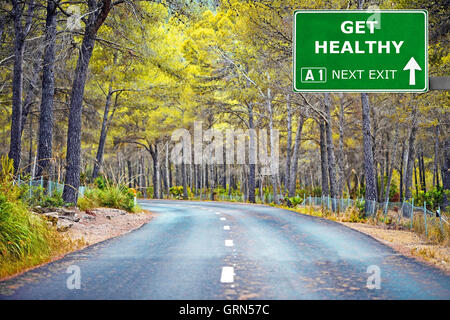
[1, 200, 449, 299]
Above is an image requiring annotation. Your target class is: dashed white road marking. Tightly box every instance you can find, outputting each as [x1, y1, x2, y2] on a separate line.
[220, 267, 234, 283]
[223, 226, 230, 230]
[215, 212, 221, 215]
[220, 217, 226, 221]
[225, 239, 234, 247]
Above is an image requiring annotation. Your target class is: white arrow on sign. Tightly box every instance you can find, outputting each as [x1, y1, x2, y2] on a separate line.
[403, 57, 422, 86]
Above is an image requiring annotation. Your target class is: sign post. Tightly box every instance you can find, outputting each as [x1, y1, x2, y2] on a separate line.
[293, 10, 428, 92]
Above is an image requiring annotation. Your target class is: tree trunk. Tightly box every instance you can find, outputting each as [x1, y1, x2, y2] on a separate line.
[420, 151, 426, 192]
[379, 157, 385, 201]
[384, 128, 399, 204]
[285, 94, 292, 192]
[127, 159, 132, 188]
[337, 95, 346, 197]
[209, 163, 215, 200]
[92, 87, 113, 179]
[442, 138, 450, 210]
[21, 52, 41, 140]
[9, 0, 35, 173]
[360, 93, 377, 213]
[414, 161, 419, 197]
[324, 93, 338, 201]
[63, 0, 112, 204]
[248, 104, 256, 203]
[399, 144, 404, 200]
[36, 0, 57, 179]
[165, 142, 170, 195]
[319, 120, 329, 196]
[182, 162, 188, 199]
[433, 125, 440, 187]
[404, 107, 418, 200]
[288, 114, 305, 197]
[150, 144, 160, 199]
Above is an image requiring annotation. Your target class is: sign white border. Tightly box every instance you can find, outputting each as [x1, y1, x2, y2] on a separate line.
[292, 10, 428, 93]
[301, 67, 327, 83]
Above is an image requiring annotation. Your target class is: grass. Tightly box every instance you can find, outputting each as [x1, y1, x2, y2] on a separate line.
[77, 184, 140, 213]
[0, 156, 80, 279]
[281, 201, 450, 246]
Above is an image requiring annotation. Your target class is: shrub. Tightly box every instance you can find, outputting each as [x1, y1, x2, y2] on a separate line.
[77, 185, 137, 212]
[170, 186, 184, 199]
[342, 207, 365, 223]
[285, 196, 303, 207]
[0, 156, 75, 278]
[414, 187, 444, 210]
[94, 175, 107, 190]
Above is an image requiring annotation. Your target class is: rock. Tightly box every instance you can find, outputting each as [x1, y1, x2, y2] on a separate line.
[85, 209, 97, 216]
[34, 206, 56, 214]
[54, 207, 80, 222]
[57, 220, 73, 232]
[56, 207, 77, 216]
[42, 212, 59, 226]
[34, 206, 44, 213]
[82, 214, 96, 221]
[106, 215, 112, 220]
[59, 213, 80, 223]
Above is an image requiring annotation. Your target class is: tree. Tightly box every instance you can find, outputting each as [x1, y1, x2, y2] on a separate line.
[63, 0, 114, 203]
[360, 93, 377, 213]
[36, 0, 58, 179]
[9, 0, 35, 173]
[324, 93, 337, 201]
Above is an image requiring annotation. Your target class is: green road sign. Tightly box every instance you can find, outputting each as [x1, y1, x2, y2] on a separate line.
[293, 10, 428, 92]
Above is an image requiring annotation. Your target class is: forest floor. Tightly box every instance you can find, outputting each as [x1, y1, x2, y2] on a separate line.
[286, 205, 450, 275]
[339, 221, 450, 275]
[66, 207, 154, 246]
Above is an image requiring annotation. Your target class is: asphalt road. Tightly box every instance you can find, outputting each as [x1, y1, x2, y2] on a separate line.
[1, 200, 449, 299]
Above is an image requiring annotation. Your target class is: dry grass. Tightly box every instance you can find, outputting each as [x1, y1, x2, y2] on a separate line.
[280, 205, 450, 274]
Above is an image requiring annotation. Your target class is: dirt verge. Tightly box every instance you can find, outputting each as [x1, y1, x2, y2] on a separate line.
[338, 221, 450, 275]
[66, 208, 154, 246]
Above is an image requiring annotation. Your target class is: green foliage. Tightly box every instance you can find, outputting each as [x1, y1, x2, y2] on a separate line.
[147, 186, 154, 197]
[355, 199, 365, 214]
[311, 187, 322, 197]
[169, 186, 184, 199]
[0, 156, 74, 278]
[0, 192, 49, 260]
[78, 184, 137, 212]
[215, 186, 228, 195]
[294, 188, 308, 198]
[17, 183, 65, 208]
[284, 195, 303, 208]
[94, 175, 107, 190]
[414, 186, 444, 210]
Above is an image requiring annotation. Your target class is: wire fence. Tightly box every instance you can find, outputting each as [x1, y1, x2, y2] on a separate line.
[180, 190, 449, 238]
[165, 191, 280, 204]
[300, 195, 449, 238]
[14, 176, 86, 199]
[16, 177, 447, 239]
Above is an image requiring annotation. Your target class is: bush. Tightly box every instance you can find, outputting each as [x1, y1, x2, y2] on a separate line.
[0, 156, 74, 278]
[77, 184, 137, 212]
[284, 195, 303, 207]
[94, 175, 107, 190]
[18, 184, 65, 208]
[342, 207, 365, 223]
[170, 186, 184, 199]
[414, 186, 444, 210]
